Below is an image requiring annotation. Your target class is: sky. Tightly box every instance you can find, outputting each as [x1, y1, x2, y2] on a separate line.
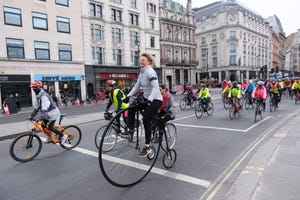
[175, 0, 299, 35]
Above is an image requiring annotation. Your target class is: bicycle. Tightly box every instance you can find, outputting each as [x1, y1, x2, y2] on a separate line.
[254, 99, 265, 122]
[222, 92, 230, 109]
[269, 92, 278, 112]
[9, 114, 82, 162]
[244, 92, 254, 110]
[179, 94, 195, 110]
[295, 89, 300, 104]
[98, 97, 177, 187]
[194, 97, 214, 118]
[94, 111, 143, 152]
[229, 97, 241, 120]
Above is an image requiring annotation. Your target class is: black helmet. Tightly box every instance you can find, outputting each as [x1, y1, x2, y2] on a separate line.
[232, 81, 238, 87]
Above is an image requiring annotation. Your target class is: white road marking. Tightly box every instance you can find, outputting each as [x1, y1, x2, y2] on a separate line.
[73, 147, 211, 188]
[174, 123, 245, 133]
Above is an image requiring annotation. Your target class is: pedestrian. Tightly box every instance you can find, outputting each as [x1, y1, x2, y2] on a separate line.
[15, 92, 21, 112]
[6, 94, 18, 114]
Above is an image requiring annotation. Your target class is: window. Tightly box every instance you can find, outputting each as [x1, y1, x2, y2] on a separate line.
[150, 18, 155, 29]
[112, 28, 122, 43]
[230, 31, 236, 39]
[91, 24, 104, 41]
[230, 43, 236, 54]
[113, 49, 122, 65]
[201, 37, 206, 44]
[111, 9, 122, 22]
[212, 34, 217, 42]
[213, 57, 217, 67]
[130, 0, 137, 8]
[175, 28, 179, 41]
[183, 51, 188, 63]
[150, 36, 155, 48]
[175, 50, 179, 63]
[6, 38, 24, 59]
[131, 51, 139, 66]
[167, 49, 171, 62]
[32, 12, 48, 30]
[58, 43, 72, 61]
[56, 16, 70, 33]
[56, 0, 69, 6]
[4, 7, 22, 26]
[92, 47, 103, 64]
[183, 31, 187, 42]
[90, 3, 102, 18]
[129, 13, 139, 25]
[147, 3, 156, 14]
[229, 55, 236, 65]
[184, 70, 188, 84]
[212, 46, 217, 56]
[130, 31, 138, 45]
[34, 41, 50, 60]
[110, 0, 122, 4]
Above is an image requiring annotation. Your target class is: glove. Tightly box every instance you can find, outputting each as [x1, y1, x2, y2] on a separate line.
[123, 96, 130, 103]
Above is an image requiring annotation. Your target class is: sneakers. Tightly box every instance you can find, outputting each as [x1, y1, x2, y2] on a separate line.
[139, 146, 151, 157]
[60, 134, 69, 145]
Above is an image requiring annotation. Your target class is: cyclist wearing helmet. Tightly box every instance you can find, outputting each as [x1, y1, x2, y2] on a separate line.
[267, 78, 281, 108]
[244, 80, 255, 105]
[197, 83, 211, 109]
[252, 81, 266, 110]
[105, 80, 129, 133]
[228, 81, 242, 108]
[125, 53, 162, 157]
[28, 81, 68, 145]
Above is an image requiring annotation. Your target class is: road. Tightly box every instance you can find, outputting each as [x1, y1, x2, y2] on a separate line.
[0, 95, 298, 200]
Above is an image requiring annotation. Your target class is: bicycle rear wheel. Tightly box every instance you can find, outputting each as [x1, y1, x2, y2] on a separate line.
[9, 133, 42, 162]
[60, 125, 82, 150]
[99, 107, 160, 187]
[229, 105, 235, 120]
[206, 102, 214, 116]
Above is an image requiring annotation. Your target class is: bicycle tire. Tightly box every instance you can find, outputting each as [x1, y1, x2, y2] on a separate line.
[245, 98, 250, 110]
[60, 125, 82, 150]
[162, 149, 177, 169]
[9, 133, 42, 162]
[161, 123, 177, 151]
[95, 125, 117, 151]
[99, 107, 160, 187]
[179, 98, 187, 110]
[223, 98, 229, 109]
[229, 105, 235, 120]
[195, 102, 203, 118]
[206, 102, 214, 116]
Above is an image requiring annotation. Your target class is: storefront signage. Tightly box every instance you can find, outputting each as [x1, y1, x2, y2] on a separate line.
[35, 75, 81, 81]
[0, 75, 30, 82]
[97, 73, 137, 79]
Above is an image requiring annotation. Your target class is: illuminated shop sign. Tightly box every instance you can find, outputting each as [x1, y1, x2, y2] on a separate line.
[35, 75, 81, 81]
[97, 73, 137, 79]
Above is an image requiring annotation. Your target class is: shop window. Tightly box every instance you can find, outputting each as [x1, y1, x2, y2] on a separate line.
[34, 41, 50, 60]
[58, 43, 72, 61]
[4, 6, 22, 26]
[32, 12, 48, 30]
[6, 38, 25, 59]
[56, 16, 70, 33]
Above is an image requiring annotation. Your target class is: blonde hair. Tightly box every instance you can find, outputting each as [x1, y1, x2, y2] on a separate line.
[141, 53, 155, 66]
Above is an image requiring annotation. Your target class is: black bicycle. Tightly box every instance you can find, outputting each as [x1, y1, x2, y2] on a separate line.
[254, 99, 264, 122]
[269, 92, 278, 112]
[98, 97, 177, 187]
[194, 98, 214, 118]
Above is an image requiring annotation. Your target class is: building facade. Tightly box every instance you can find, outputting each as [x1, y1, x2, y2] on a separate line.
[286, 29, 300, 77]
[159, 0, 197, 91]
[82, 0, 160, 98]
[193, 0, 271, 82]
[0, 0, 85, 107]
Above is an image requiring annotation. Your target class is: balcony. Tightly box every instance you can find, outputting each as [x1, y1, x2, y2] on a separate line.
[160, 59, 199, 66]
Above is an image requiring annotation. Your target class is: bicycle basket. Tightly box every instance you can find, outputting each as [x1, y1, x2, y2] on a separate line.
[104, 112, 113, 120]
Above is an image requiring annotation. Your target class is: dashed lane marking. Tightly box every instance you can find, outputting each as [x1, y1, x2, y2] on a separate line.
[73, 146, 211, 188]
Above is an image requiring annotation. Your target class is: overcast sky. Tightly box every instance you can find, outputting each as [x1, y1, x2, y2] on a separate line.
[175, 0, 299, 35]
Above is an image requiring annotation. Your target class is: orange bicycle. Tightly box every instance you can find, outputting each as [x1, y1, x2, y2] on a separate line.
[9, 114, 82, 162]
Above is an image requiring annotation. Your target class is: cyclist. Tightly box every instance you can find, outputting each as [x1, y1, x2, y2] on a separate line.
[28, 81, 68, 145]
[241, 79, 248, 91]
[197, 83, 211, 111]
[252, 81, 267, 110]
[125, 53, 162, 157]
[159, 84, 176, 123]
[278, 78, 284, 100]
[292, 79, 300, 99]
[228, 81, 242, 108]
[267, 79, 281, 108]
[181, 82, 193, 105]
[105, 79, 129, 133]
[222, 79, 228, 91]
[244, 79, 255, 105]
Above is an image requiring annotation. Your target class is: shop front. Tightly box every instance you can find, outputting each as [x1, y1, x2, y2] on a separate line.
[35, 74, 82, 101]
[0, 75, 31, 109]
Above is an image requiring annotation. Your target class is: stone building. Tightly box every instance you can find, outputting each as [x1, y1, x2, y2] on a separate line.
[193, 0, 271, 82]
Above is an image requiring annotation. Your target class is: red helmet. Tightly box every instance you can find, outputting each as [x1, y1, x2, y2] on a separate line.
[29, 81, 43, 88]
[106, 80, 116, 87]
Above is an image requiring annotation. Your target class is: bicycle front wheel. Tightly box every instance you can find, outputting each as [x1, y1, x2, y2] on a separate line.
[161, 123, 177, 151]
[229, 105, 235, 120]
[9, 133, 42, 162]
[60, 125, 82, 150]
[99, 107, 160, 187]
[179, 98, 187, 110]
[95, 125, 117, 152]
[206, 102, 214, 116]
[195, 102, 203, 118]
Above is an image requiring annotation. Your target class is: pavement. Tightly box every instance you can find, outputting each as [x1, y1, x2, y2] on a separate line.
[1, 88, 300, 199]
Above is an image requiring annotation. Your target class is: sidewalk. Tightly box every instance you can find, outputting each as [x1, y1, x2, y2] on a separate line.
[226, 109, 300, 200]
